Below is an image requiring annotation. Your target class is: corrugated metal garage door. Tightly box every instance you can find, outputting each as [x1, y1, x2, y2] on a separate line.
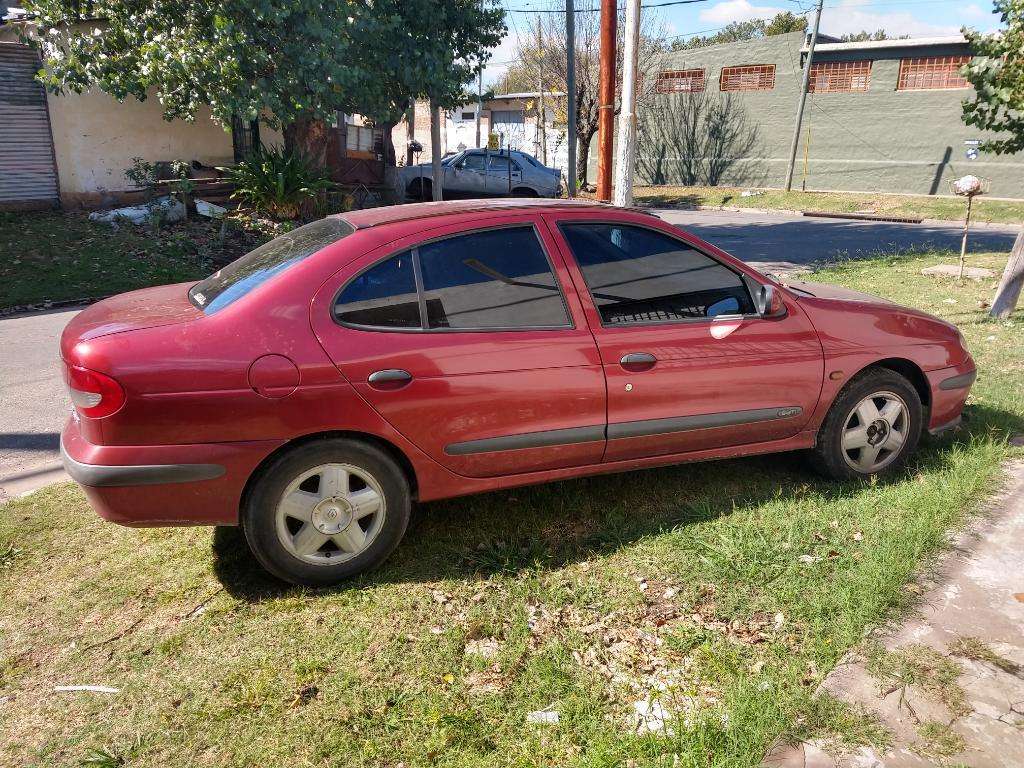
[0, 42, 59, 209]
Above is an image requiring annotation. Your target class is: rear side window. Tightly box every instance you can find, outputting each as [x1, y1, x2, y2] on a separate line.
[334, 252, 420, 328]
[333, 226, 571, 331]
[418, 227, 569, 329]
[559, 223, 754, 324]
[190, 217, 353, 314]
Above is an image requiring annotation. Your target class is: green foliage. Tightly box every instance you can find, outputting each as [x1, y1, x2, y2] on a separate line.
[669, 11, 806, 50]
[962, 0, 1024, 154]
[20, 1, 505, 130]
[223, 146, 333, 220]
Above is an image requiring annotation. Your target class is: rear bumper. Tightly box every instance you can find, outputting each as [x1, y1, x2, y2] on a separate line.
[61, 417, 283, 527]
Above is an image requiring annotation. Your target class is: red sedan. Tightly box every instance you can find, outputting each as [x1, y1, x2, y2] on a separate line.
[61, 200, 976, 585]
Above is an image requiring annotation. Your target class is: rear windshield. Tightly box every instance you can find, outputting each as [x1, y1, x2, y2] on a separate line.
[188, 217, 354, 314]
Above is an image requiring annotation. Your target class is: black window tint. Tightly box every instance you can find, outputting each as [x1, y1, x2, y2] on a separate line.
[335, 252, 420, 328]
[190, 217, 353, 314]
[418, 227, 569, 329]
[559, 224, 754, 324]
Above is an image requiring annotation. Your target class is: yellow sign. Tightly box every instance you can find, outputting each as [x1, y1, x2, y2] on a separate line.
[487, 132, 500, 151]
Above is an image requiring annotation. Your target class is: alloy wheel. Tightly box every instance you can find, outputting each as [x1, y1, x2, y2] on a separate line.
[841, 391, 909, 474]
[274, 463, 387, 565]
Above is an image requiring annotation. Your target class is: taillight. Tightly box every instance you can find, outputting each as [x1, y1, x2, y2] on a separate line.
[64, 364, 126, 418]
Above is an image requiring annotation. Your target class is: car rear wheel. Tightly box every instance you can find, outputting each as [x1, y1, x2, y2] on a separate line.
[242, 439, 411, 586]
[511, 187, 538, 197]
[810, 368, 922, 481]
[407, 178, 432, 201]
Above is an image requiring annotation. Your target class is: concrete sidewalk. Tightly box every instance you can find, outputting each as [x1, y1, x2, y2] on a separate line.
[764, 460, 1024, 768]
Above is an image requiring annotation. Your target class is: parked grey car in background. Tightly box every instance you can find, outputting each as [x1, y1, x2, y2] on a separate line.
[400, 149, 561, 200]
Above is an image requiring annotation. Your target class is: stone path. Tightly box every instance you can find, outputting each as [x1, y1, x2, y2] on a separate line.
[764, 460, 1024, 767]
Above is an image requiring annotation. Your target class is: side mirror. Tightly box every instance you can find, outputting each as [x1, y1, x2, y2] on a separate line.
[755, 284, 786, 317]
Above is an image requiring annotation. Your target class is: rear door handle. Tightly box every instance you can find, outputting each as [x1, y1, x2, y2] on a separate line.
[620, 353, 657, 371]
[367, 369, 413, 390]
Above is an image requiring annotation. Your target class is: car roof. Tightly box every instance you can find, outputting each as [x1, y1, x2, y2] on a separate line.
[337, 198, 622, 231]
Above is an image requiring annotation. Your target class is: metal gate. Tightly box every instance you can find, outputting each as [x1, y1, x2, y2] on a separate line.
[0, 42, 59, 210]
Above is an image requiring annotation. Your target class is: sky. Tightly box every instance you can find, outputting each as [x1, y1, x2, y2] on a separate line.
[482, 0, 1003, 87]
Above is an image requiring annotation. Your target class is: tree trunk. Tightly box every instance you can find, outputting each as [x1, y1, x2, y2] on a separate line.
[381, 121, 397, 167]
[577, 128, 596, 186]
[283, 114, 331, 169]
[430, 98, 443, 201]
[405, 101, 416, 166]
[991, 229, 1024, 319]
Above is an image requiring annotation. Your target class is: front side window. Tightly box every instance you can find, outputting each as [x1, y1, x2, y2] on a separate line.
[190, 217, 353, 314]
[460, 153, 487, 171]
[418, 227, 569, 329]
[559, 223, 754, 325]
[334, 226, 570, 331]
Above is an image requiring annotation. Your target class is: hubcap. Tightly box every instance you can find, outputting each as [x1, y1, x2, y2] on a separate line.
[275, 463, 386, 565]
[841, 391, 909, 474]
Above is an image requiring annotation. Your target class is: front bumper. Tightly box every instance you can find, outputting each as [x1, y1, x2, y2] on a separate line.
[61, 417, 284, 526]
[926, 360, 976, 436]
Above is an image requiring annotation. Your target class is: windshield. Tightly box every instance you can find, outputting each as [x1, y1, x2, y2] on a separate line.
[188, 217, 354, 314]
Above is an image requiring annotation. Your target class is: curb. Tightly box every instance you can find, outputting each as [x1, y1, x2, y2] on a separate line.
[0, 462, 69, 504]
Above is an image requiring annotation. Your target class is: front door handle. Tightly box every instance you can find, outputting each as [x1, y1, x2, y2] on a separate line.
[367, 369, 413, 390]
[620, 353, 657, 372]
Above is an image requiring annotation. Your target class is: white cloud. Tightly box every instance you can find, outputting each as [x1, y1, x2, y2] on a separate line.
[820, 2, 961, 37]
[699, 0, 787, 25]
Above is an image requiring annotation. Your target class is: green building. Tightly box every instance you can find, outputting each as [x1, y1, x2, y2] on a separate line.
[624, 31, 1023, 198]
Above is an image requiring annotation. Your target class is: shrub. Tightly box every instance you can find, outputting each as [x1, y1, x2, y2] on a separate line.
[223, 146, 333, 220]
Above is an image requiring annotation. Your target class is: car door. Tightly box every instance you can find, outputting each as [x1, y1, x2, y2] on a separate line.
[310, 214, 606, 479]
[444, 151, 488, 197]
[485, 153, 523, 196]
[546, 213, 824, 463]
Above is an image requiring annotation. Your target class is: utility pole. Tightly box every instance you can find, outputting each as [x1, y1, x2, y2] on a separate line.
[476, 0, 484, 148]
[596, 0, 616, 201]
[783, 0, 823, 192]
[565, 0, 577, 197]
[476, 66, 483, 148]
[612, 0, 640, 207]
[536, 15, 547, 165]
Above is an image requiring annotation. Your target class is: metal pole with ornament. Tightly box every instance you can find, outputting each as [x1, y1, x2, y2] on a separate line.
[950, 175, 989, 281]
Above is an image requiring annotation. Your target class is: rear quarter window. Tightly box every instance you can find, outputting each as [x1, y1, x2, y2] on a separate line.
[189, 217, 354, 314]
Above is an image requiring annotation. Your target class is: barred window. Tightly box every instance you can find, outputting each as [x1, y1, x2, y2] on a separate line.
[656, 68, 706, 93]
[897, 56, 970, 90]
[719, 64, 776, 92]
[809, 60, 872, 93]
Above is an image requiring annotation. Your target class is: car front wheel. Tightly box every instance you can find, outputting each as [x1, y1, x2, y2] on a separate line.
[810, 368, 923, 481]
[242, 439, 411, 586]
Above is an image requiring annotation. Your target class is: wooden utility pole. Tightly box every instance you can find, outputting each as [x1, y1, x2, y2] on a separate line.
[596, 0, 616, 201]
[991, 230, 1024, 319]
[536, 16, 547, 165]
[612, 0, 641, 207]
[430, 98, 443, 201]
[405, 100, 416, 167]
[565, 0, 577, 197]
[783, 0, 823, 192]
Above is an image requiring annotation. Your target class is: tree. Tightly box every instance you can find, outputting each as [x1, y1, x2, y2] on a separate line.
[962, 0, 1024, 155]
[839, 29, 900, 42]
[503, 5, 662, 186]
[21, 0, 504, 167]
[669, 11, 806, 51]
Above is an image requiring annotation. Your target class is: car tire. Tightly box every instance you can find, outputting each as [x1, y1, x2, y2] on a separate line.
[511, 187, 538, 197]
[809, 367, 923, 481]
[242, 438, 411, 586]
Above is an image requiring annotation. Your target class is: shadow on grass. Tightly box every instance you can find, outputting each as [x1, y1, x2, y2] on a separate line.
[211, 401, 1019, 601]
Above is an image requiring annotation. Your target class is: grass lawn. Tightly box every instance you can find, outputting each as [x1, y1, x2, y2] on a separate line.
[0, 211, 274, 312]
[632, 186, 1024, 226]
[1, 251, 1022, 767]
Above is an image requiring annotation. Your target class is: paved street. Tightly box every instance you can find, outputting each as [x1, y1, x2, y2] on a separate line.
[0, 208, 1018, 498]
[655, 208, 1019, 273]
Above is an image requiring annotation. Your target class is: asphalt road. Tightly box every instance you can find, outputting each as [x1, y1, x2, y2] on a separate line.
[0, 208, 1017, 497]
[654, 208, 1019, 274]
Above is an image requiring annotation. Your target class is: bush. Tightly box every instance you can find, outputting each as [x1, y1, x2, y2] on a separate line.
[224, 146, 333, 220]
